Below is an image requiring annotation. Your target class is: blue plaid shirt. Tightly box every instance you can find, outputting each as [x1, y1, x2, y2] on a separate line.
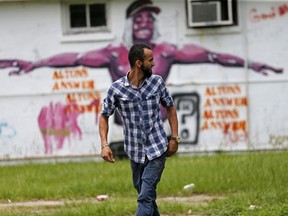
[101, 73, 174, 163]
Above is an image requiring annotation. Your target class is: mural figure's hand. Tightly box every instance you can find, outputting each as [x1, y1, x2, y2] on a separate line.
[7, 60, 32, 76]
[0, 60, 33, 76]
[251, 62, 283, 76]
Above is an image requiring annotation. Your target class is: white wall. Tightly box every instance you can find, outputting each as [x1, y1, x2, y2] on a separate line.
[0, 0, 288, 160]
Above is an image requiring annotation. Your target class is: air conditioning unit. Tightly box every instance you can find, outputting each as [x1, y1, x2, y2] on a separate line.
[186, 0, 234, 28]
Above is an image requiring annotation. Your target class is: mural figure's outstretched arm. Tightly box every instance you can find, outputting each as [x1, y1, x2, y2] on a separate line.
[174, 44, 283, 76]
[0, 60, 32, 75]
[0, 47, 113, 76]
[210, 52, 283, 76]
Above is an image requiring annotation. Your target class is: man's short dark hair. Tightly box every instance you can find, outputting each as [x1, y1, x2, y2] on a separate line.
[128, 44, 151, 67]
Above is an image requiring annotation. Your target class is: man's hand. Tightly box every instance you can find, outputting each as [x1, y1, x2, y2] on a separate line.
[101, 146, 115, 163]
[166, 139, 178, 157]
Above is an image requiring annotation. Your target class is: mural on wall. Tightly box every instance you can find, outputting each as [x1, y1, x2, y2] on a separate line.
[201, 85, 248, 145]
[172, 92, 200, 145]
[0, 0, 286, 157]
[38, 67, 101, 154]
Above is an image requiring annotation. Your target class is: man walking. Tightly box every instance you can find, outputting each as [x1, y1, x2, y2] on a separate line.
[99, 44, 180, 215]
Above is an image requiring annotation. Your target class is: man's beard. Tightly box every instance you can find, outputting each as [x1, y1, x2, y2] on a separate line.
[141, 64, 152, 77]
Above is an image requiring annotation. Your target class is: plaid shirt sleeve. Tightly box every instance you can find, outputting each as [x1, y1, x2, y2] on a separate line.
[101, 86, 118, 116]
[158, 76, 174, 107]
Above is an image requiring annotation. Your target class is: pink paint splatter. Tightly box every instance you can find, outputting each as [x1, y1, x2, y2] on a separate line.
[38, 101, 82, 154]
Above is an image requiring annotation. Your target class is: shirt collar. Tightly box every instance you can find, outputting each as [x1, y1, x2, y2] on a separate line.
[124, 71, 148, 88]
[123, 71, 131, 87]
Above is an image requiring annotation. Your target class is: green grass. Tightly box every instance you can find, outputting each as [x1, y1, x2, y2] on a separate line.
[0, 151, 288, 215]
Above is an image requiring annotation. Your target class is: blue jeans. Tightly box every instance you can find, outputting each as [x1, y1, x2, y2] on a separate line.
[130, 154, 166, 216]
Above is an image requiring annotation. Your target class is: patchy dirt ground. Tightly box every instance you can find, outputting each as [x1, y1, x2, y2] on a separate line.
[159, 195, 225, 216]
[0, 194, 225, 215]
[159, 194, 224, 205]
[0, 194, 223, 208]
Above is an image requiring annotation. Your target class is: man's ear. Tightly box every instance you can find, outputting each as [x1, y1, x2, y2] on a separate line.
[136, 60, 142, 68]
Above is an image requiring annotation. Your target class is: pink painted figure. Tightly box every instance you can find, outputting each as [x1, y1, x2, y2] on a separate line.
[37, 93, 100, 154]
[38, 101, 82, 154]
[38, 102, 68, 154]
[38, 99, 100, 154]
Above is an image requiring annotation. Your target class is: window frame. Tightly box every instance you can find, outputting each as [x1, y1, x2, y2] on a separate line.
[185, 0, 238, 28]
[61, 0, 110, 35]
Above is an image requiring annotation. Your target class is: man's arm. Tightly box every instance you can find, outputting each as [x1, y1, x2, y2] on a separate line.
[99, 114, 115, 163]
[166, 106, 179, 157]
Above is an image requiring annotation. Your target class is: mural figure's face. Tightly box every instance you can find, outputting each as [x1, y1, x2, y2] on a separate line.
[132, 10, 155, 42]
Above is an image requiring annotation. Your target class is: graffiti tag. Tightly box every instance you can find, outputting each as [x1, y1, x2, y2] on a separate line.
[200, 85, 248, 139]
[269, 134, 288, 148]
[250, 4, 288, 22]
[0, 122, 16, 139]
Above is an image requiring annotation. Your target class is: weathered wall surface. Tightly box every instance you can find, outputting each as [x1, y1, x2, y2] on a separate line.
[0, 0, 287, 159]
